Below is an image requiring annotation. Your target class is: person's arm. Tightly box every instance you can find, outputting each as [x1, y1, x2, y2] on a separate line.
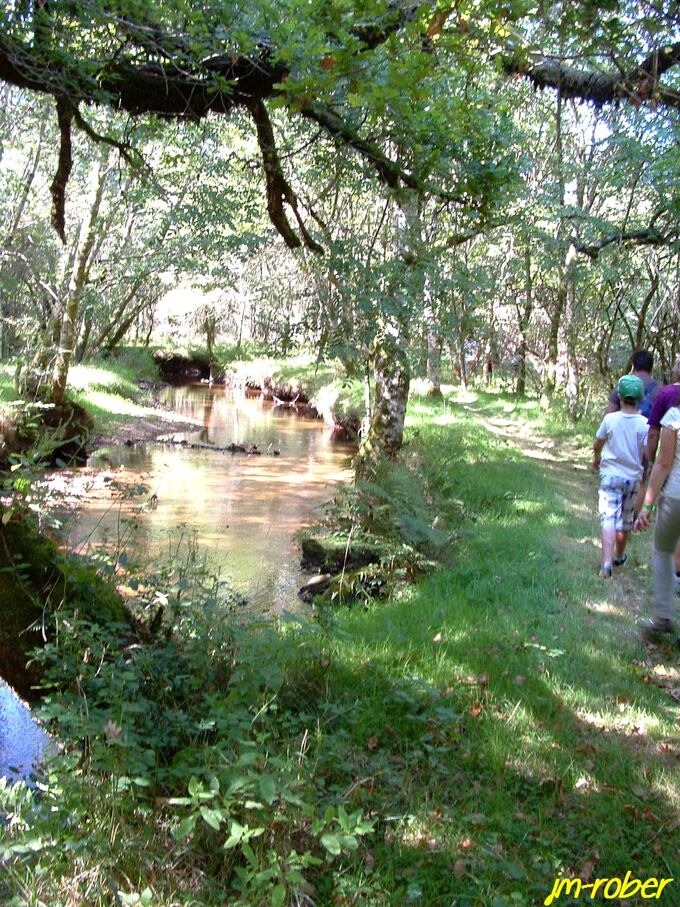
[635, 427, 677, 531]
[646, 426, 661, 463]
[604, 386, 619, 416]
[593, 436, 605, 471]
[646, 388, 668, 461]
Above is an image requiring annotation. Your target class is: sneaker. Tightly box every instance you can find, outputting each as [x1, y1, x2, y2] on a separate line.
[599, 564, 613, 578]
[613, 554, 628, 568]
[641, 618, 676, 644]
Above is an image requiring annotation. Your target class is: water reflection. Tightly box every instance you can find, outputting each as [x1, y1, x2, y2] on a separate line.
[69, 386, 354, 612]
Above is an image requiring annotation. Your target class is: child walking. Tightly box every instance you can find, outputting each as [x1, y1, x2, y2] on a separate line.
[593, 375, 649, 578]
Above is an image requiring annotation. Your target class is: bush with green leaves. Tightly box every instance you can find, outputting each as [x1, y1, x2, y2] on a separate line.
[0, 542, 374, 906]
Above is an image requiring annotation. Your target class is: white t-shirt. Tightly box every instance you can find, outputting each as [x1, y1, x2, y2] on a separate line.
[660, 405, 680, 499]
[596, 411, 648, 481]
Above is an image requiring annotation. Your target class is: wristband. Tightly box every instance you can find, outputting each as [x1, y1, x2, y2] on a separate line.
[642, 504, 656, 512]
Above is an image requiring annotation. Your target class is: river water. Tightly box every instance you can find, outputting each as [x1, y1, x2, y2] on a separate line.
[0, 384, 354, 784]
[66, 384, 355, 612]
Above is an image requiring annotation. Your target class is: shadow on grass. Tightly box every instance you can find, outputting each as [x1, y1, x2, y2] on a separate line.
[282, 644, 680, 906]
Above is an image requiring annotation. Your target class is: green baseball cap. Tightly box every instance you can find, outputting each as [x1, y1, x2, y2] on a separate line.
[618, 374, 644, 402]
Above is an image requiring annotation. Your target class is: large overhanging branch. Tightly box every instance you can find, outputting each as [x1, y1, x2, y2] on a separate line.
[0, 31, 283, 118]
[503, 42, 680, 110]
[0, 19, 455, 248]
[573, 227, 677, 260]
[4, 7, 680, 251]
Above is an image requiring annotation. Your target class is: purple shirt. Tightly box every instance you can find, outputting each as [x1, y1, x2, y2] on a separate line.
[648, 383, 680, 429]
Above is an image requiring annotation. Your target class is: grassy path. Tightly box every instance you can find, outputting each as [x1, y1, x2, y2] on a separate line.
[306, 390, 680, 905]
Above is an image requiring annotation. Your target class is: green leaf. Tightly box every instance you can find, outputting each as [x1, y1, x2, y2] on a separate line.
[200, 806, 223, 830]
[271, 884, 287, 907]
[259, 774, 276, 805]
[321, 832, 342, 855]
[224, 820, 246, 849]
[174, 814, 197, 839]
[241, 842, 258, 868]
[187, 776, 202, 798]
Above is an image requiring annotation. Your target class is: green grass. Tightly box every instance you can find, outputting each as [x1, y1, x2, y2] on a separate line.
[66, 357, 162, 432]
[226, 352, 339, 395]
[1, 353, 161, 436]
[226, 353, 365, 427]
[2, 388, 678, 906]
[296, 393, 679, 903]
[0, 363, 15, 404]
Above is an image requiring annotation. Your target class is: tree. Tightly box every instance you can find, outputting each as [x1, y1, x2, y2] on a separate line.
[2, 0, 680, 445]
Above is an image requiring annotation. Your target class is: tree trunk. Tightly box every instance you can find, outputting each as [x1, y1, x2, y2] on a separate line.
[205, 316, 217, 382]
[516, 244, 533, 396]
[356, 326, 410, 478]
[75, 315, 92, 363]
[563, 271, 579, 420]
[544, 90, 566, 402]
[357, 190, 419, 472]
[423, 280, 442, 397]
[458, 340, 468, 390]
[89, 273, 148, 354]
[51, 150, 109, 405]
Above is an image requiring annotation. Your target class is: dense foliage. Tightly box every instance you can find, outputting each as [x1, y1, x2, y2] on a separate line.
[1, 1, 679, 440]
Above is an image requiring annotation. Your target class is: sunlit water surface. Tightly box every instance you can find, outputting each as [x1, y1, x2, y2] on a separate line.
[67, 385, 355, 613]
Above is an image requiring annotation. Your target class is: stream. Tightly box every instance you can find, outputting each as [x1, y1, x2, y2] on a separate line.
[0, 384, 354, 784]
[68, 384, 355, 611]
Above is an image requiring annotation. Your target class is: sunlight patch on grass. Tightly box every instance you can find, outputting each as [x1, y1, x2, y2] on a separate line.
[511, 499, 545, 514]
[77, 390, 149, 417]
[410, 403, 435, 416]
[572, 706, 660, 738]
[581, 598, 632, 618]
[446, 388, 479, 404]
[68, 365, 125, 391]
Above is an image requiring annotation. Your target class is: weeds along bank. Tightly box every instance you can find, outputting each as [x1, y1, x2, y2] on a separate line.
[2, 389, 679, 906]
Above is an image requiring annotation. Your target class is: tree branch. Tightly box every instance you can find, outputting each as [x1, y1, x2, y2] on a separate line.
[300, 101, 468, 204]
[573, 227, 675, 260]
[50, 97, 74, 243]
[503, 43, 680, 110]
[71, 107, 138, 170]
[246, 98, 324, 254]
